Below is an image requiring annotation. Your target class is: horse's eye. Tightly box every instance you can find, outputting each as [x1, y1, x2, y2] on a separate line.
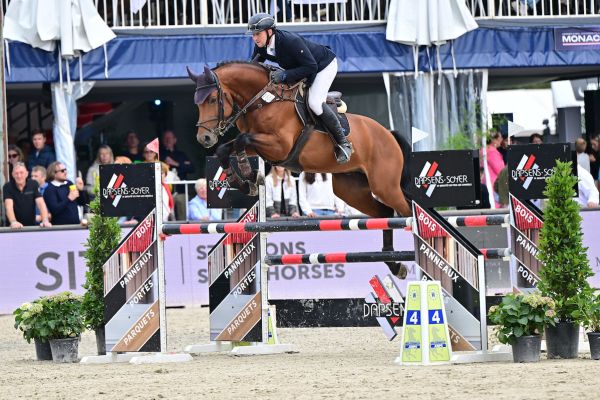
[208, 97, 216, 104]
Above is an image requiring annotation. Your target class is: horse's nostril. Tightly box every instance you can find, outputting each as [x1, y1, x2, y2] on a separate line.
[204, 135, 211, 142]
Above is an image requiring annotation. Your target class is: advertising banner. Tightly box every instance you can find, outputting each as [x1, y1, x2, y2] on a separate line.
[2, 212, 599, 315]
[409, 150, 480, 208]
[206, 156, 259, 209]
[555, 28, 600, 51]
[208, 205, 262, 342]
[99, 163, 156, 218]
[412, 203, 483, 351]
[509, 195, 544, 290]
[507, 143, 576, 200]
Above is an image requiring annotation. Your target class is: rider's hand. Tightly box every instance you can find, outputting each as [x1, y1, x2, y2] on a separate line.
[271, 70, 286, 84]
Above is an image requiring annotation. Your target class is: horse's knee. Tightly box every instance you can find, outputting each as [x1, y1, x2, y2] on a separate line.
[234, 133, 252, 152]
[215, 144, 232, 167]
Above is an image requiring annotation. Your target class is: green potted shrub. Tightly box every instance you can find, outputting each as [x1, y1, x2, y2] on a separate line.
[43, 292, 85, 363]
[573, 293, 600, 360]
[488, 292, 557, 363]
[81, 187, 121, 355]
[537, 160, 594, 359]
[13, 298, 53, 360]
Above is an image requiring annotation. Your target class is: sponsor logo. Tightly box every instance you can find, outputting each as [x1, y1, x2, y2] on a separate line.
[209, 166, 230, 199]
[102, 173, 152, 207]
[414, 161, 470, 197]
[511, 154, 553, 189]
[561, 31, 600, 47]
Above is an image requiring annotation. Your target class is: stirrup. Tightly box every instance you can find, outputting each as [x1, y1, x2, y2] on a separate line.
[334, 143, 352, 164]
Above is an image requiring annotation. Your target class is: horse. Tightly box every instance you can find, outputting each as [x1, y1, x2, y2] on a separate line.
[187, 61, 412, 277]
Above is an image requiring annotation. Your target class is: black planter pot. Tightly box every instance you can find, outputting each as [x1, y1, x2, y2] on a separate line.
[34, 338, 53, 361]
[588, 332, 600, 360]
[512, 335, 541, 363]
[95, 327, 106, 356]
[546, 321, 579, 359]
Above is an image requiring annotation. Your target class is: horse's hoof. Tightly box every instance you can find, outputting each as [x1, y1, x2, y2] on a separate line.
[387, 262, 407, 279]
[247, 182, 259, 197]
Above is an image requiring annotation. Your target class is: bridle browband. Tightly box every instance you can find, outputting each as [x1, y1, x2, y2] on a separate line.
[195, 67, 300, 138]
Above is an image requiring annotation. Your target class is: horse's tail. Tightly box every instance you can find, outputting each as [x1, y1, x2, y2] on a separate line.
[390, 130, 412, 199]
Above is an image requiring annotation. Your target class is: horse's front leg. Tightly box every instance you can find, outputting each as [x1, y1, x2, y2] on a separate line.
[233, 133, 255, 180]
[216, 141, 246, 191]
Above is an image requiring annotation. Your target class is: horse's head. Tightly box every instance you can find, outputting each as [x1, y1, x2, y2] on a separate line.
[187, 65, 232, 148]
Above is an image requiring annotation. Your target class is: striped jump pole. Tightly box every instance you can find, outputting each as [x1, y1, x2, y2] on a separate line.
[163, 217, 411, 235]
[162, 214, 509, 235]
[264, 248, 511, 266]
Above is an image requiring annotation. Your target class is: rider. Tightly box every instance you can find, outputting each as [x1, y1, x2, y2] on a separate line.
[247, 13, 353, 164]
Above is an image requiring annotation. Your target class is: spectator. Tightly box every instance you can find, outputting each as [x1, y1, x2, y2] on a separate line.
[187, 178, 222, 221]
[577, 164, 599, 208]
[3, 162, 51, 228]
[529, 133, 543, 144]
[43, 161, 88, 225]
[86, 145, 115, 194]
[160, 162, 174, 222]
[7, 144, 25, 181]
[298, 172, 343, 216]
[590, 135, 600, 185]
[142, 142, 159, 162]
[31, 166, 49, 222]
[160, 130, 194, 181]
[497, 133, 509, 164]
[494, 166, 509, 208]
[576, 138, 591, 173]
[122, 131, 143, 162]
[483, 131, 505, 196]
[27, 130, 56, 171]
[265, 166, 299, 218]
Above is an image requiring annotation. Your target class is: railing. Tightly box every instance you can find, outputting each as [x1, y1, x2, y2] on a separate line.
[2, 1, 597, 33]
[466, 0, 600, 18]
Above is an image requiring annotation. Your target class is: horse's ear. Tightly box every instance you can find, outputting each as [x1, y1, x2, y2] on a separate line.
[186, 66, 199, 82]
[203, 65, 214, 83]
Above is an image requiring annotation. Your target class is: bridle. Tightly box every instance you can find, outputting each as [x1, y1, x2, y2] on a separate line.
[195, 66, 303, 145]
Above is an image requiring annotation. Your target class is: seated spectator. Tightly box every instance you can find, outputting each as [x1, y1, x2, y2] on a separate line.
[43, 161, 88, 225]
[160, 130, 194, 181]
[86, 145, 115, 195]
[590, 135, 600, 185]
[576, 138, 591, 173]
[298, 172, 343, 217]
[265, 166, 299, 218]
[27, 130, 56, 171]
[142, 142, 159, 162]
[529, 133, 543, 144]
[188, 178, 222, 221]
[122, 131, 143, 163]
[31, 166, 49, 222]
[577, 164, 599, 208]
[7, 144, 25, 181]
[3, 162, 51, 228]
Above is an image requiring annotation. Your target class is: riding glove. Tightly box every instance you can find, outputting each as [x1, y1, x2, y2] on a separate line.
[272, 70, 287, 84]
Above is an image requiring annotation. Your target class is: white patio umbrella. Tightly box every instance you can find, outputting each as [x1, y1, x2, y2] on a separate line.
[386, 0, 478, 74]
[3, 0, 116, 182]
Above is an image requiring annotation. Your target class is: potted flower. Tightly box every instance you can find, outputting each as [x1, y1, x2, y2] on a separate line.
[537, 160, 594, 359]
[13, 298, 53, 360]
[488, 292, 557, 363]
[573, 293, 600, 360]
[42, 292, 85, 363]
[82, 186, 121, 355]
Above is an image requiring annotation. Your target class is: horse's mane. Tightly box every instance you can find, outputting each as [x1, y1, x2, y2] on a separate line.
[215, 60, 273, 75]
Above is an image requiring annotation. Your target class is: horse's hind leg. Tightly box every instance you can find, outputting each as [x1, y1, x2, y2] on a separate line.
[332, 173, 407, 279]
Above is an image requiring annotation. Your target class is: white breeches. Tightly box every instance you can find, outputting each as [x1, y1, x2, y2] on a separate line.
[308, 58, 338, 116]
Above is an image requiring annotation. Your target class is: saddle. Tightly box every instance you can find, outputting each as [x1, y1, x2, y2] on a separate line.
[295, 87, 351, 138]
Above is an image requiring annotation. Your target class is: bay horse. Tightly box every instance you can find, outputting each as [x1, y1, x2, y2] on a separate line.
[187, 61, 412, 277]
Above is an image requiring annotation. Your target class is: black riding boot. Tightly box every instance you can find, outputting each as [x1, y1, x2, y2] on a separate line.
[320, 103, 352, 164]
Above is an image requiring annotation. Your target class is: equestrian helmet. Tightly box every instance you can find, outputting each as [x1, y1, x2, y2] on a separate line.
[247, 13, 276, 34]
